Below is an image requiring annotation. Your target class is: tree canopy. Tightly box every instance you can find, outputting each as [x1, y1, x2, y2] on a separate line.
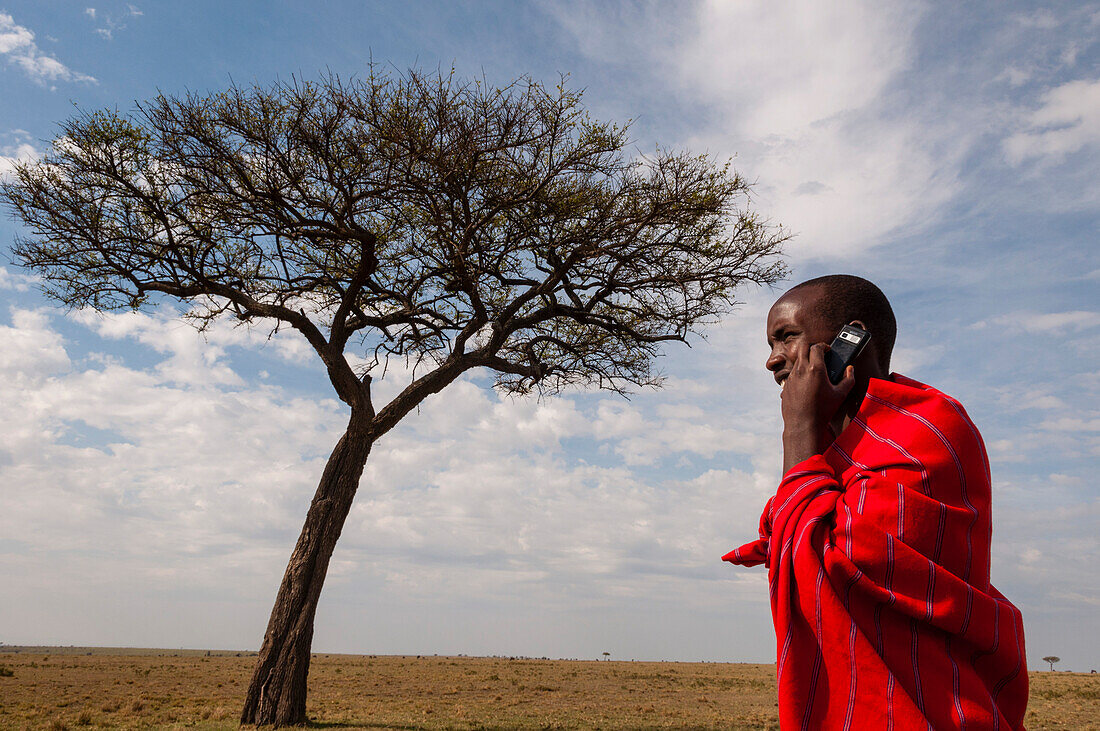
[6, 70, 786, 423]
[3, 68, 788, 726]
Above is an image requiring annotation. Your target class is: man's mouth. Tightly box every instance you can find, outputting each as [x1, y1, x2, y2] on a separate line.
[775, 373, 789, 388]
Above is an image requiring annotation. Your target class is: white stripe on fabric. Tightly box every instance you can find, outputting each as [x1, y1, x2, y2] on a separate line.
[887, 671, 895, 731]
[909, 618, 928, 718]
[992, 603, 1024, 702]
[773, 475, 832, 522]
[947, 635, 966, 728]
[801, 566, 827, 731]
[866, 394, 978, 582]
[842, 569, 863, 731]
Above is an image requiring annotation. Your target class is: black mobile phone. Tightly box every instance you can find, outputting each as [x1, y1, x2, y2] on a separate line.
[824, 324, 870, 384]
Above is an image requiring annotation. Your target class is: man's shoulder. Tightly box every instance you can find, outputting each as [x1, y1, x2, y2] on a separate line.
[884, 373, 975, 416]
[862, 373, 985, 447]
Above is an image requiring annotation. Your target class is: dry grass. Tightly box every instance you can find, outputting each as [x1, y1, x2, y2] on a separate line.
[0, 647, 1094, 729]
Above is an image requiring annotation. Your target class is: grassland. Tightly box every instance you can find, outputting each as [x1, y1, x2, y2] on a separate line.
[0, 647, 1095, 729]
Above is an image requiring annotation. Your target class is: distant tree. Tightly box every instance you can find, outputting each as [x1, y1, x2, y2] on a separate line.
[1042, 656, 1060, 672]
[602, 651, 611, 661]
[2, 69, 788, 727]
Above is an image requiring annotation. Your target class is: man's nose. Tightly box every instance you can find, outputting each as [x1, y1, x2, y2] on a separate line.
[766, 349, 784, 372]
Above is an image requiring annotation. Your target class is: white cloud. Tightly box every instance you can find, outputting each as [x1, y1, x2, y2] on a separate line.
[989, 309, 1100, 334]
[0, 306, 349, 575]
[1004, 78, 1100, 164]
[1050, 590, 1100, 608]
[1015, 391, 1068, 412]
[0, 15, 33, 54]
[73, 309, 245, 386]
[1036, 416, 1100, 433]
[0, 308, 70, 374]
[612, 415, 766, 467]
[1013, 9, 1060, 30]
[681, 0, 919, 140]
[1, 3, 1096, 666]
[85, 4, 143, 42]
[0, 267, 36, 291]
[0, 298, 783, 651]
[890, 343, 944, 375]
[1060, 42, 1081, 67]
[71, 304, 317, 383]
[0, 12, 95, 85]
[669, 1, 966, 259]
[998, 66, 1032, 87]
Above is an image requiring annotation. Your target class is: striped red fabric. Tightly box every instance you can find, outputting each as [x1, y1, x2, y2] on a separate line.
[725, 375, 1028, 730]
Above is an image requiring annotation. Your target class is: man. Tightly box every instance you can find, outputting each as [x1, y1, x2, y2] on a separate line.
[725, 275, 1027, 730]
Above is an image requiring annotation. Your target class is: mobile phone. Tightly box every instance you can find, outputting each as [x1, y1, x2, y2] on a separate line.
[824, 324, 870, 384]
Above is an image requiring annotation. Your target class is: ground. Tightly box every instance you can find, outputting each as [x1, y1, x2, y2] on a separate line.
[0, 647, 1094, 729]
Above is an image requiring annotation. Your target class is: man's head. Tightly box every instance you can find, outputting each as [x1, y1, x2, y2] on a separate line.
[765, 274, 896, 385]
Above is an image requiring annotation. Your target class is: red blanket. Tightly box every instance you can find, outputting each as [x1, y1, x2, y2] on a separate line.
[725, 375, 1027, 730]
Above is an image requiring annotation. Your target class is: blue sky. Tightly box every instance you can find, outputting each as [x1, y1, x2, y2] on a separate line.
[1, 1, 1098, 673]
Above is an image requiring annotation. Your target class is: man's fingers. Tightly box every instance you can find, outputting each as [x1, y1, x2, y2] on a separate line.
[837, 364, 857, 396]
[792, 339, 812, 364]
[808, 342, 828, 367]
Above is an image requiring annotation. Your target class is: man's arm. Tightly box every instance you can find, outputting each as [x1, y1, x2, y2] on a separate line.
[780, 341, 855, 472]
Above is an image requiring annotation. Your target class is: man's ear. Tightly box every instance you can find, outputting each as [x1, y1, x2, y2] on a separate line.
[849, 319, 885, 375]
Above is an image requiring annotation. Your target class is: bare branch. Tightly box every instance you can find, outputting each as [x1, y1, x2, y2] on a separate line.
[2, 67, 787, 413]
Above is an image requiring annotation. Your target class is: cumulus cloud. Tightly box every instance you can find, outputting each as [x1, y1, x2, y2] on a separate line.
[0, 138, 42, 181]
[0, 275, 784, 644]
[0, 307, 71, 374]
[0, 267, 36, 291]
[0, 12, 96, 86]
[0, 302, 350, 620]
[3, 3, 1096, 664]
[72, 303, 317, 377]
[1004, 78, 1100, 164]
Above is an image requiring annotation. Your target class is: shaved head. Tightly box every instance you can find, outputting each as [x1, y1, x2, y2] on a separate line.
[783, 274, 896, 371]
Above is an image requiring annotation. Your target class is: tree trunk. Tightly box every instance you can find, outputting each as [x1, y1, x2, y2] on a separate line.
[240, 411, 373, 727]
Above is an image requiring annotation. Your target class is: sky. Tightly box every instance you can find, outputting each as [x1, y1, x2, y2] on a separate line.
[0, 1, 1097, 673]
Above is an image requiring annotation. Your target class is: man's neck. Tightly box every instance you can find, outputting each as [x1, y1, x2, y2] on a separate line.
[830, 371, 890, 437]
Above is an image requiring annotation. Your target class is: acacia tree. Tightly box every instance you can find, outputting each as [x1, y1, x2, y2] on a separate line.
[3, 69, 787, 726]
[1042, 656, 1060, 671]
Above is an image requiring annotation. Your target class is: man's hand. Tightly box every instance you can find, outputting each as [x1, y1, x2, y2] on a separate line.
[781, 341, 855, 473]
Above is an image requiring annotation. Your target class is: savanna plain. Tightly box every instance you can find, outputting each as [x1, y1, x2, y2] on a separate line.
[0, 647, 1094, 730]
